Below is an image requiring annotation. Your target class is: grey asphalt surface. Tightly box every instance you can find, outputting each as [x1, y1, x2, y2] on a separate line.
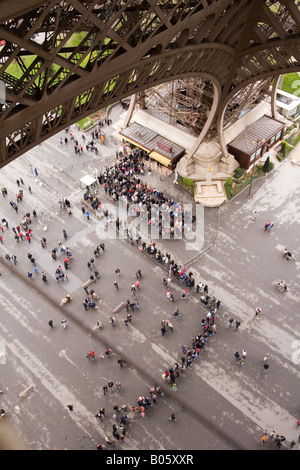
[0, 103, 299, 452]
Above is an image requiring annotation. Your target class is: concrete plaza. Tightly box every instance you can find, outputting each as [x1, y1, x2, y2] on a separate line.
[0, 104, 299, 451]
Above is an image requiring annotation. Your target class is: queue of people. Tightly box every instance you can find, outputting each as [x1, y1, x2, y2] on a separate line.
[0, 119, 297, 451]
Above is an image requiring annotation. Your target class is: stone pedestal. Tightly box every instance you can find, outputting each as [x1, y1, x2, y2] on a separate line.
[218, 154, 240, 175]
[194, 180, 227, 207]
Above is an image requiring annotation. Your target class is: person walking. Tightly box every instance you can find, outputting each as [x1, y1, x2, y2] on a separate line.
[87, 351, 95, 362]
[131, 284, 136, 297]
[169, 413, 176, 421]
[234, 351, 240, 361]
[263, 353, 270, 362]
[105, 349, 112, 358]
[61, 319, 67, 328]
[173, 308, 180, 320]
[116, 382, 121, 392]
[107, 381, 114, 392]
[260, 434, 268, 444]
[48, 320, 54, 328]
[96, 443, 106, 451]
[255, 307, 262, 318]
[83, 285, 89, 295]
[275, 436, 282, 448]
[263, 363, 269, 374]
[126, 313, 132, 323]
[95, 412, 103, 421]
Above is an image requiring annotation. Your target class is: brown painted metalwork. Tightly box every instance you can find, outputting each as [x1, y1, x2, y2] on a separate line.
[0, 0, 300, 167]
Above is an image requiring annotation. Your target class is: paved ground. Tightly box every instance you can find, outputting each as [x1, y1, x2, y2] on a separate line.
[0, 103, 299, 451]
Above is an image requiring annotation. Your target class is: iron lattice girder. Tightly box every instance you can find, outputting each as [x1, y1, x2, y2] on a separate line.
[0, 0, 300, 167]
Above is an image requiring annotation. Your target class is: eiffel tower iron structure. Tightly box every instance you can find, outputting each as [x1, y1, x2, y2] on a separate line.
[0, 0, 299, 168]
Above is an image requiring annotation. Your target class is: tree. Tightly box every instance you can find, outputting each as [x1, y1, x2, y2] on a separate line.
[262, 156, 272, 173]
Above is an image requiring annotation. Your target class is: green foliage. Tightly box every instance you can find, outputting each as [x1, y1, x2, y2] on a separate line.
[225, 178, 234, 199]
[262, 156, 272, 173]
[234, 167, 243, 179]
[225, 164, 270, 200]
[177, 175, 194, 196]
[281, 73, 300, 95]
[278, 131, 300, 159]
[182, 177, 194, 187]
[281, 141, 287, 159]
[293, 133, 300, 148]
[77, 117, 94, 130]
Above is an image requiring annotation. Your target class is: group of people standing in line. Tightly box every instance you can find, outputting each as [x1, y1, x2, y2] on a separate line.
[0, 123, 295, 450]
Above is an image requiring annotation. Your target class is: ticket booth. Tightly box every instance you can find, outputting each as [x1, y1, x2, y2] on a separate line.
[79, 175, 98, 194]
[119, 122, 185, 170]
[227, 115, 285, 170]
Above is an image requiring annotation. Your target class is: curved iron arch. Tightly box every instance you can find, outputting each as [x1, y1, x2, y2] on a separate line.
[216, 41, 300, 158]
[1, 0, 300, 167]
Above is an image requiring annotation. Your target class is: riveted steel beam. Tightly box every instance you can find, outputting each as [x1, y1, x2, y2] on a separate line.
[0, 0, 299, 167]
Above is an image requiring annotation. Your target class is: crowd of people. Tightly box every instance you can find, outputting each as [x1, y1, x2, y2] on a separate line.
[57, 144, 297, 449]
[57, 193, 212, 446]
[0, 118, 297, 451]
[94, 149, 196, 239]
[64, 152, 298, 450]
[0, 178, 39, 251]
[128, 274, 219, 426]
[260, 429, 300, 449]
